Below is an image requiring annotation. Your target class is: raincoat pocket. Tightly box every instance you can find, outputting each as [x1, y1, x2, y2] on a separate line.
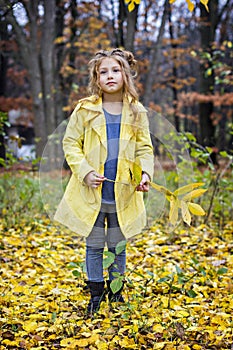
[80, 183, 96, 204]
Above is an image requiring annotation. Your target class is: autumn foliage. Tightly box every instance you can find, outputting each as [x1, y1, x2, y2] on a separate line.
[0, 216, 232, 349]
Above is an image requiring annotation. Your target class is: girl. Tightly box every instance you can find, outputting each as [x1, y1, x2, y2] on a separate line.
[54, 48, 154, 315]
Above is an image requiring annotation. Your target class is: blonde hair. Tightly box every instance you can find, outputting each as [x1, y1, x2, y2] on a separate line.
[88, 48, 139, 103]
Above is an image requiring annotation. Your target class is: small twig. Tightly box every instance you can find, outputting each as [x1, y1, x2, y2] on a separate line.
[105, 178, 129, 186]
[204, 158, 232, 224]
[93, 173, 129, 185]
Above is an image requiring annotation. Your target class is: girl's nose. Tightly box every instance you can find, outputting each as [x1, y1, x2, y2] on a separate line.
[107, 71, 113, 79]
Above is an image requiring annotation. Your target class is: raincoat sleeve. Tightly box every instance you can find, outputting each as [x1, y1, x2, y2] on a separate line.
[63, 103, 95, 182]
[135, 111, 154, 180]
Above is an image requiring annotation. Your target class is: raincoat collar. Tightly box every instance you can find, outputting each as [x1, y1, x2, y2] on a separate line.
[80, 95, 147, 115]
[80, 95, 147, 148]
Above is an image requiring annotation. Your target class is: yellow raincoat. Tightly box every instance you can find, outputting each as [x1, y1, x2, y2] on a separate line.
[54, 95, 154, 239]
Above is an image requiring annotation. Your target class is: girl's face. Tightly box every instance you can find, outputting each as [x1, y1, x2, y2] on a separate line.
[98, 58, 124, 96]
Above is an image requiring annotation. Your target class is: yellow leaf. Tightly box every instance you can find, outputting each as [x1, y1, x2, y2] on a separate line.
[60, 338, 85, 348]
[128, 1, 135, 12]
[89, 333, 100, 343]
[2, 208, 7, 215]
[181, 201, 191, 226]
[135, 0, 141, 4]
[153, 342, 168, 349]
[150, 182, 174, 198]
[76, 339, 89, 347]
[173, 182, 204, 196]
[188, 202, 205, 216]
[152, 324, 165, 332]
[200, 0, 209, 11]
[169, 198, 179, 225]
[119, 336, 136, 347]
[211, 315, 229, 326]
[183, 188, 207, 201]
[176, 310, 190, 317]
[23, 320, 38, 333]
[96, 341, 109, 349]
[132, 161, 142, 185]
[80, 332, 92, 337]
[4, 237, 22, 246]
[1, 340, 20, 347]
[60, 338, 73, 347]
[169, 0, 176, 3]
[186, 0, 195, 11]
[54, 36, 65, 44]
[13, 285, 26, 293]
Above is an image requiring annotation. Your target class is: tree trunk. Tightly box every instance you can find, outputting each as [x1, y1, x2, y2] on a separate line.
[0, 16, 8, 162]
[27, 55, 47, 158]
[117, 0, 126, 47]
[125, 4, 139, 52]
[1, 0, 58, 157]
[54, 0, 66, 126]
[143, 0, 169, 107]
[24, 1, 48, 157]
[40, 0, 56, 136]
[199, 0, 218, 155]
[168, 2, 179, 132]
[0, 18, 8, 96]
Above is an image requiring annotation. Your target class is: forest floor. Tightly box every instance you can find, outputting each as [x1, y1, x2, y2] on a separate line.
[0, 215, 232, 349]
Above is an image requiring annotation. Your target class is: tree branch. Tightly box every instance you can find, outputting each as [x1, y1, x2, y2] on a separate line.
[217, 0, 231, 27]
[0, 1, 30, 67]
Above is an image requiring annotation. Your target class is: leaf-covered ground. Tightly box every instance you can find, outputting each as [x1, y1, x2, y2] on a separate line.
[0, 218, 232, 349]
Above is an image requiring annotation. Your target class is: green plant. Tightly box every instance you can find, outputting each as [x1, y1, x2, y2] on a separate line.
[103, 240, 127, 293]
[0, 172, 44, 227]
[157, 256, 228, 309]
[161, 131, 232, 227]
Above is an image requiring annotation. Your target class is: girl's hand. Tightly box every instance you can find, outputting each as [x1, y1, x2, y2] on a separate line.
[84, 171, 106, 188]
[136, 172, 150, 192]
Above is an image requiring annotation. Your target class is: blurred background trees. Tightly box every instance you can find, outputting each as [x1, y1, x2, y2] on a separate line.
[0, 0, 232, 159]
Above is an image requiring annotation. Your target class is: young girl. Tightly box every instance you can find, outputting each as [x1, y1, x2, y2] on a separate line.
[54, 48, 154, 315]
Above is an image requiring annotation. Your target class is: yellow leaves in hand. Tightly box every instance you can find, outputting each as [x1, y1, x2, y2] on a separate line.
[131, 162, 207, 226]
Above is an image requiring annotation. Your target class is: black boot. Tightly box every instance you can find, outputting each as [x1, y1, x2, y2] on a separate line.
[86, 281, 105, 315]
[107, 280, 124, 303]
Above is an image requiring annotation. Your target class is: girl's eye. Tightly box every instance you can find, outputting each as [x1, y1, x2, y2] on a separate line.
[100, 71, 106, 74]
